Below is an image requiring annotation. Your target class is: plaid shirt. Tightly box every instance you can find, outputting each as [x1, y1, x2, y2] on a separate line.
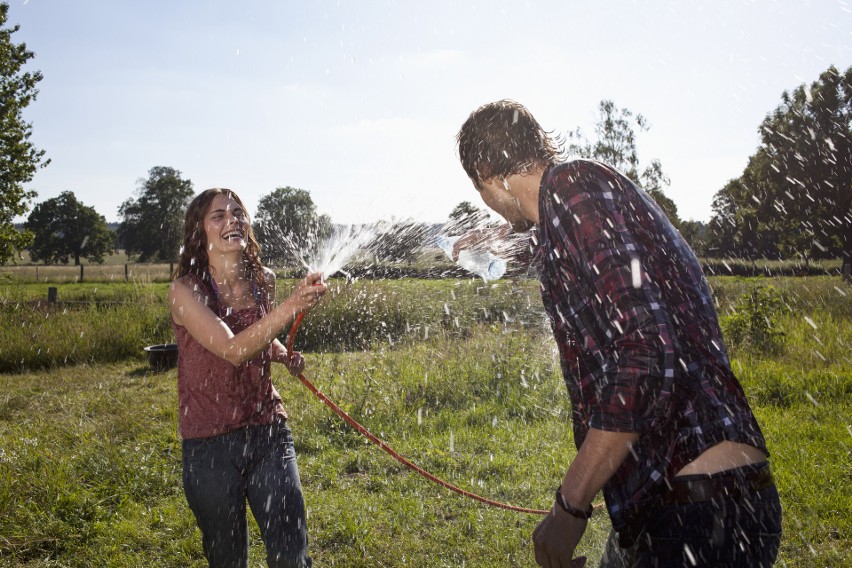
[536, 159, 768, 531]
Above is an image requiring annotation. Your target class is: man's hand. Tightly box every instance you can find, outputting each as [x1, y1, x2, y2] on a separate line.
[532, 503, 588, 568]
[451, 229, 489, 261]
[534, 429, 637, 567]
[451, 224, 513, 261]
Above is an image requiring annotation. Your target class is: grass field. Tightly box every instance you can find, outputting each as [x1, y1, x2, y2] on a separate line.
[0, 275, 849, 566]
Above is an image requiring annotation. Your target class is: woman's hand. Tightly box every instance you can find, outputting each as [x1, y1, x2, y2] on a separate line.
[284, 350, 305, 376]
[268, 341, 305, 376]
[284, 272, 328, 315]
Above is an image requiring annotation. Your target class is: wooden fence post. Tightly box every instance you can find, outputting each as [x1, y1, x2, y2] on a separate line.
[125, 264, 129, 281]
[79, 264, 84, 282]
[48, 287, 57, 304]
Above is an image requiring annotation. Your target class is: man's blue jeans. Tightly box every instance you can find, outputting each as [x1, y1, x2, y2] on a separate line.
[182, 420, 312, 568]
[601, 464, 782, 567]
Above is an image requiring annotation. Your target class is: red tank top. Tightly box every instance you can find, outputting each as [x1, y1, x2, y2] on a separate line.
[172, 272, 287, 439]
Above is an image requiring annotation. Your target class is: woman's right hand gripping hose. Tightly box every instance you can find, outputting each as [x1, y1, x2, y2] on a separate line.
[286, 272, 327, 316]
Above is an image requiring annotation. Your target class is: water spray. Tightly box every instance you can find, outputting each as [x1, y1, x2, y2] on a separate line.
[281, 228, 600, 516]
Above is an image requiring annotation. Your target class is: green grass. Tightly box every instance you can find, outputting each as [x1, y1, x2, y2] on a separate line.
[0, 278, 545, 372]
[0, 283, 173, 372]
[0, 281, 172, 304]
[0, 275, 850, 566]
[6, 249, 138, 266]
[0, 332, 578, 567]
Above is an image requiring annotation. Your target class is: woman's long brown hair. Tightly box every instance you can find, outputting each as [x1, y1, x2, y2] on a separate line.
[173, 188, 269, 300]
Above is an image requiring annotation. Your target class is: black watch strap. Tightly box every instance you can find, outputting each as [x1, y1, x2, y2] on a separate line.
[555, 489, 593, 520]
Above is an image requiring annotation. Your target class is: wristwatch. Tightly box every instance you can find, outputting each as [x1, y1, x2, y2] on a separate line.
[555, 489, 593, 520]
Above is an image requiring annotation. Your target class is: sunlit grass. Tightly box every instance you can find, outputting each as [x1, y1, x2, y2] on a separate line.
[0, 275, 849, 566]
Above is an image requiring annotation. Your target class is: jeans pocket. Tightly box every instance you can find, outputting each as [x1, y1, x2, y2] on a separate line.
[274, 426, 296, 463]
[182, 436, 218, 468]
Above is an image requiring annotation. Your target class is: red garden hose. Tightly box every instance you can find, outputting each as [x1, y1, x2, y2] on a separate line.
[286, 311, 551, 515]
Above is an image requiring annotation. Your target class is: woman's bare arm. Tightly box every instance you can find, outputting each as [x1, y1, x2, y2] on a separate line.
[169, 272, 326, 366]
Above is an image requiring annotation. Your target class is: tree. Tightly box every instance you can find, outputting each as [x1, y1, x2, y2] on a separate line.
[639, 159, 679, 226]
[567, 100, 680, 225]
[756, 64, 851, 260]
[706, 181, 740, 257]
[446, 201, 489, 235]
[118, 166, 194, 262]
[708, 65, 851, 260]
[25, 191, 114, 265]
[253, 186, 332, 266]
[0, 3, 49, 264]
[679, 220, 709, 257]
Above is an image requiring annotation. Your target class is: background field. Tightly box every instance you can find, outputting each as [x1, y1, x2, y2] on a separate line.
[0, 251, 845, 284]
[0, 250, 173, 284]
[0, 275, 849, 566]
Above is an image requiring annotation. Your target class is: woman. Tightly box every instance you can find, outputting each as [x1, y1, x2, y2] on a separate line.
[169, 188, 326, 568]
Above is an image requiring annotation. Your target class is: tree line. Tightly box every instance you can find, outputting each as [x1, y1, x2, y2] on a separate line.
[1, 3, 849, 267]
[23, 167, 341, 267]
[705, 65, 850, 262]
[18, 166, 434, 270]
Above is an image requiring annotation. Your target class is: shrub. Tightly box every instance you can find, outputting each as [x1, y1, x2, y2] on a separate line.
[720, 285, 786, 353]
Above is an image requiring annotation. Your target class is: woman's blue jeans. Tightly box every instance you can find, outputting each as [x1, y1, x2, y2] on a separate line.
[182, 420, 312, 568]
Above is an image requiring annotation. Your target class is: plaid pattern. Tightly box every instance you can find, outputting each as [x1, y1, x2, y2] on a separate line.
[536, 159, 768, 531]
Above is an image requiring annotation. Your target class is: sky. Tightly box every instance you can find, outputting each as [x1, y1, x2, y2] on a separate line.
[7, 0, 851, 226]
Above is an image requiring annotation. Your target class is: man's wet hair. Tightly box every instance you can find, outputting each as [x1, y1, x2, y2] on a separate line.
[457, 99, 560, 189]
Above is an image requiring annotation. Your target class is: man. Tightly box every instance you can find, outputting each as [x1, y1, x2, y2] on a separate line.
[454, 100, 781, 567]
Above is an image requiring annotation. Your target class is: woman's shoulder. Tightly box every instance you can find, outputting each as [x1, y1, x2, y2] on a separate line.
[170, 272, 213, 301]
[262, 266, 276, 286]
[172, 271, 205, 288]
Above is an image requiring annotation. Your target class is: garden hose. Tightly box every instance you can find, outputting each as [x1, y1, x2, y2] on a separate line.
[285, 310, 551, 515]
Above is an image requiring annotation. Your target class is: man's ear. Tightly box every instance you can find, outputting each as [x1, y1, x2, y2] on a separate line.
[472, 163, 493, 191]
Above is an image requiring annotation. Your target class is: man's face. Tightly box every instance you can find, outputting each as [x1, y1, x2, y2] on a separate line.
[475, 176, 534, 232]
